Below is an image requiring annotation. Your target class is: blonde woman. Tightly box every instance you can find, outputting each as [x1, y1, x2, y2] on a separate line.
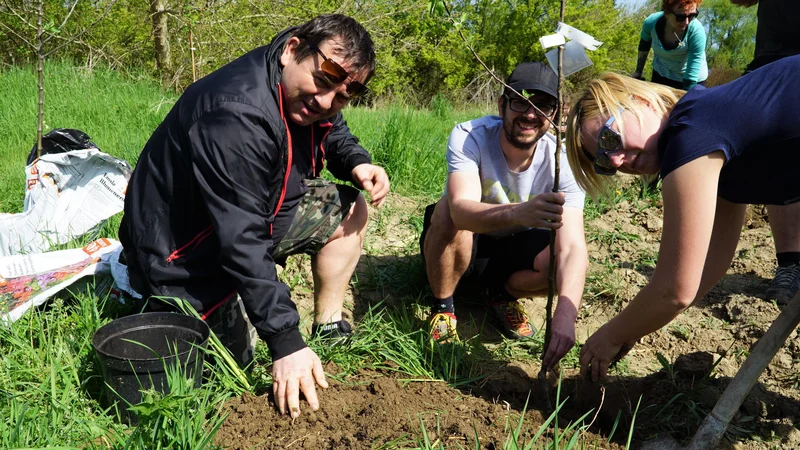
[564, 55, 800, 382]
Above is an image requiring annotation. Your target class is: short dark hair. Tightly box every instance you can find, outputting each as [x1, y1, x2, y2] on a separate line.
[291, 14, 376, 83]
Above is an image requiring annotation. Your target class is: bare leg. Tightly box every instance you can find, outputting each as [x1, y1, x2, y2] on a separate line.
[311, 194, 368, 324]
[424, 198, 473, 298]
[768, 204, 800, 253]
[505, 246, 551, 298]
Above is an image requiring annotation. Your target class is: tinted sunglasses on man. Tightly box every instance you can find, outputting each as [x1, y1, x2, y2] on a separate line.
[313, 46, 368, 97]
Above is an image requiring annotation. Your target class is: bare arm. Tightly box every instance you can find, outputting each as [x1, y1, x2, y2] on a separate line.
[605, 152, 728, 343]
[633, 50, 649, 78]
[692, 197, 747, 302]
[543, 207, 589, 368]
[447, 171, 565, 234]
[580, 152, 740, 381]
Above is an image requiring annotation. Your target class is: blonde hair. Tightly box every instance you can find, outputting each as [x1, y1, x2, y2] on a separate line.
[565, 72, 685, 199]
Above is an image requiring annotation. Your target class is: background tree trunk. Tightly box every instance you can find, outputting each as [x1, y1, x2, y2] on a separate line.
[149, 0, 171, 73]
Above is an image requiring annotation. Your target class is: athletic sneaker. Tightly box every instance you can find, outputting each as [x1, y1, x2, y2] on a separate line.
[765, 264, 800, 305]
[488, 300, 535, 339]
[428, 312, 459, 343]
[311, 320, 353, 346]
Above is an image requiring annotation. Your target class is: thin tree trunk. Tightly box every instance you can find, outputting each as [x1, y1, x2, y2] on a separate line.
[539, 0, 567, 411]
[150, 0, 171, 73]
[36, 0, 44, 157]
[189, 29, 197, 82]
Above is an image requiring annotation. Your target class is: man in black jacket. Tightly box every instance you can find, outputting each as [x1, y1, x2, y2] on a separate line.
[119, 14, 389, 418]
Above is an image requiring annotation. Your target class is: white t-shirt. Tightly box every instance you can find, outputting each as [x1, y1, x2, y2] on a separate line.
[445, 115, 586, 235]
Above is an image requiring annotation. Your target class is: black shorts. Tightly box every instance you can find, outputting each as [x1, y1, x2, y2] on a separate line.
[651, 70, 706, 89]
[419, 203, 550, 287]
[744, 55, 788, 74]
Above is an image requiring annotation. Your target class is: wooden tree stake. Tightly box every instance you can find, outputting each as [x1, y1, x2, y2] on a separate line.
[538, 0, 567, 411]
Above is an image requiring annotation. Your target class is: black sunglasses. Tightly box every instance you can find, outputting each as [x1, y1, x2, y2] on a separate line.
[504, 94, 556, 117]
[672, 10, 699, 22]
[312, 47, 368, 98]
[581, 111, 623, 176]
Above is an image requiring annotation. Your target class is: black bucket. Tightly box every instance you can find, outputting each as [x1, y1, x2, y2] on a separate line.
[92, 312, 210, 423]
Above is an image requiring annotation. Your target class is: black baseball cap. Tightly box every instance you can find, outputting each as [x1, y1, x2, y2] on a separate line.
[505, 62, 558, 100]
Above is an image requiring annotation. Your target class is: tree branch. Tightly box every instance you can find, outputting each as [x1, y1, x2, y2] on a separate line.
[0, 21, 34, 48]
[44, 0, 121, 57]
[0, 0, 38, 32]
[42, 0, 80, 46]
[438, 0, 558, 130]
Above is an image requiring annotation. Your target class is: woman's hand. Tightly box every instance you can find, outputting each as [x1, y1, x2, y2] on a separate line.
[579, 324, 636, 382]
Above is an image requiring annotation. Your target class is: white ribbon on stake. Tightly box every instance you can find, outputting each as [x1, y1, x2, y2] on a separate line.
[539, 22, 603, 77]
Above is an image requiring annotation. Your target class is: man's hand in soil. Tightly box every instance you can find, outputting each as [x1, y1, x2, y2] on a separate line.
[514, 192, 565, 230]
[272, 347, 328, 418]
[541, 305, 577, 370]
[579, 324, 636, 383]
[352, 163, 390, 208]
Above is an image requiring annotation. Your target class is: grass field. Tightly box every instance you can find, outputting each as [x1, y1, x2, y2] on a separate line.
[5, 59, 796, 450]
[0, 62, 636, 449]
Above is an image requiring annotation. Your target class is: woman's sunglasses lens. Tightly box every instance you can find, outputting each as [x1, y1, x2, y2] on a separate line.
[599, 129, 621, 151]
[594, 155, 617, 175]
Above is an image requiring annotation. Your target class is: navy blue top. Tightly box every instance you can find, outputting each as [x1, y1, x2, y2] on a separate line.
[659, 55, 800, 205]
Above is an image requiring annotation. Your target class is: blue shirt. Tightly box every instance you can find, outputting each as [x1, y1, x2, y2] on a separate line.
[659, 55, 800, 205]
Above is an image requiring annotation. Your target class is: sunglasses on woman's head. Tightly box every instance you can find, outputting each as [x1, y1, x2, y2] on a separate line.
[581, 111, 623, 176]
[672, 10, 699, 22]
[312, 47, 368, 98]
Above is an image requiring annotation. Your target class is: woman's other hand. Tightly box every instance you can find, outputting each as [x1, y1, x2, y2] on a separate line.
[579, 324, 636, 382]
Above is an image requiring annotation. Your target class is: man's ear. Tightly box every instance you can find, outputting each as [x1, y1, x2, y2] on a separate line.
[498, 95, 505, 116]
[280, 37, 301, 67]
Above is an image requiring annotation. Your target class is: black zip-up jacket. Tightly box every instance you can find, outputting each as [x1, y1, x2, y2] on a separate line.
[119, 28, 371, 360]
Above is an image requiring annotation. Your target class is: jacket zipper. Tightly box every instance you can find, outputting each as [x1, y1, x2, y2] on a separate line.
[166, 224, 214, 263]
[317, 121, 333, 177]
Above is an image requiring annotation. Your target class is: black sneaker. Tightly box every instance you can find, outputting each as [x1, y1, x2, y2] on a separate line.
[311, 320, 353, 346]
[765, 264, 800, 305]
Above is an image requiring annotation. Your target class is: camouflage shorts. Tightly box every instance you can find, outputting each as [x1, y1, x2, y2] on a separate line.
[272, 178, 360, 261]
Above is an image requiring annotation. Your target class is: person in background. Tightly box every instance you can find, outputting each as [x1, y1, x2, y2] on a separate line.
[420, 62, 588, 370]
[119, 14, 389, 418]
[632, 0, 708, 90]
[564, 56, 800, 381]
[731, 0, 800, 305]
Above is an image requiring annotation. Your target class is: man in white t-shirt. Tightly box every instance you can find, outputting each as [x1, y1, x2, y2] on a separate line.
[419, 62, 588, 369]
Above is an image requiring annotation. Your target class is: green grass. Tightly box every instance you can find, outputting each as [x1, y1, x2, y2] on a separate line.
[345, 104, 488, 200]
[0, 62, 631, 448]
[0, 62, 174, 213]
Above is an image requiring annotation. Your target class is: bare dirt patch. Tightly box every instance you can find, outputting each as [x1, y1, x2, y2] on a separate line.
[215, 368, 624, 450]
[216, 187, 800, 449]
